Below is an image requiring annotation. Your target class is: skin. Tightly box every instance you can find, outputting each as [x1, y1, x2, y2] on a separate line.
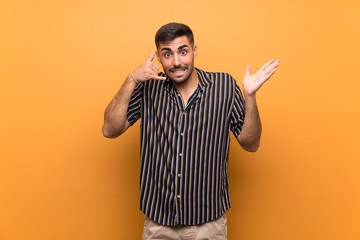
[101, 54, 163, 138]
[155, 36, 198, 106]
[238, 59, 279, 152]
[102, 36, 279, 152]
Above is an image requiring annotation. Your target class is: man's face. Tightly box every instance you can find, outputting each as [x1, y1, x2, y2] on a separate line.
[156, 36, 197, 84]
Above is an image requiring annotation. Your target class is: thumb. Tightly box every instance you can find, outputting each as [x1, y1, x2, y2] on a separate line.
[147, 53, 154, 62]
[245, 65, 251, 77]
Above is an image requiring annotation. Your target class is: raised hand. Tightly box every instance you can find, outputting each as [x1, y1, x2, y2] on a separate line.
[242, 59, 279, 96]
[131, 53, 167, 82]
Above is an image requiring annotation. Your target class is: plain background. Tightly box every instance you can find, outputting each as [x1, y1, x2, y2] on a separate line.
[1, 0, 359, 239]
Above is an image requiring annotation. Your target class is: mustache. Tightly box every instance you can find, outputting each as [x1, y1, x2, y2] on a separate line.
[169, 66, 187, 71]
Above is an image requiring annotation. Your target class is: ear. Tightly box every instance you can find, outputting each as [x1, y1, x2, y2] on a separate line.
[193, 45, 198, 58]
[155, 50, 160, 62]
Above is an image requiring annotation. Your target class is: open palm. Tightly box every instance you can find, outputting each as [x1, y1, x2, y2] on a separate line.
[242, 59, 279, 96]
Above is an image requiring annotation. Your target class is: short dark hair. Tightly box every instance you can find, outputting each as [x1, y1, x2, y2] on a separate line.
[155, 23, 194, 49]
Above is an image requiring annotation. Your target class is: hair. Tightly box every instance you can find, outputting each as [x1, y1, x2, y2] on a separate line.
[155, 23, 194, 49]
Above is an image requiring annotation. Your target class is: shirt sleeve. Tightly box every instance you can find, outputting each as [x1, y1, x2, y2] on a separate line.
[230, 80, 245, 137]
[127, 83, 143, 126]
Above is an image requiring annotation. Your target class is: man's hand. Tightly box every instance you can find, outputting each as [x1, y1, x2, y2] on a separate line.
[242, 59, 279, 96]
[132, 53, 167, 82]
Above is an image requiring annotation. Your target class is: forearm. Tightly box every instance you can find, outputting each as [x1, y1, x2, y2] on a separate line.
[238, 93, 262, 152]
[102, 74, 138, 138]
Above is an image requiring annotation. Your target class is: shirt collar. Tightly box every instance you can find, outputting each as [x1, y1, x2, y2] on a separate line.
[195, 68, 213, 91]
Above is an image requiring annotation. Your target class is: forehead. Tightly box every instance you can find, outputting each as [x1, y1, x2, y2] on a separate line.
[158, 36, 192, 51]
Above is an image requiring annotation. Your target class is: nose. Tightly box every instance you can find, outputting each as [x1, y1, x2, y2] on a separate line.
[173, 54, 180, 67]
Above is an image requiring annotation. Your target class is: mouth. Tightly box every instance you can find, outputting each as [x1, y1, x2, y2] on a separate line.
[169, 67, 187, 77]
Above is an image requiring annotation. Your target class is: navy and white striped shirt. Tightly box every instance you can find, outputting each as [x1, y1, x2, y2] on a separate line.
[127, 68, 245, 226]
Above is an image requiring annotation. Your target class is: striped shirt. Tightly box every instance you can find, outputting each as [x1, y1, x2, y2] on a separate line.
[127, 68, 245, 226]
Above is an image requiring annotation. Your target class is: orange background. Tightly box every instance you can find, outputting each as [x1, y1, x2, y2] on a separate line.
[1, 0, 360, 239]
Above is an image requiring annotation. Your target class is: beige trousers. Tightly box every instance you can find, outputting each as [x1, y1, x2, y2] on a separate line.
[142, 214, 227, 240]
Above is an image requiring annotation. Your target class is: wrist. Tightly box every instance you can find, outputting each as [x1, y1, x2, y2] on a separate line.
[243, 91, 256, 100]
[125, 74, 138, 87]
[130, 72, 140, 84]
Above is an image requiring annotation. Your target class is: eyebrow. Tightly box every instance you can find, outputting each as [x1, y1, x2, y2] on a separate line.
[161, 44, 189, 52]
[178, 44, 189, 50]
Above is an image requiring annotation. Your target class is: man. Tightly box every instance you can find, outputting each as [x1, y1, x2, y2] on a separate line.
[102, 23, 279, 239]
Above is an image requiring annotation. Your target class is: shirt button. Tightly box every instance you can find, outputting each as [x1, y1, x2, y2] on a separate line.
[178, 174, 181, 177]
[179, 153, 182, 157]
[180, 133, 184, 136]
[177, 195, 181, 198]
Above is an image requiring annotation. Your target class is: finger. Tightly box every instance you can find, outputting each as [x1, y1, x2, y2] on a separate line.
[149, 63, 160, 72]
[264, 68, 277, 80]
[150, 74, 167, 81]
[147, 68, 160, 78]
[146, 53, 154, 62]
[260, 59, 274, 71]
[245, 65, 251, 77]
[267, 59, 279, 69]
[263, 60, 279, 73]
[265, 65, 277, 74]
[147, 65, 157, 73]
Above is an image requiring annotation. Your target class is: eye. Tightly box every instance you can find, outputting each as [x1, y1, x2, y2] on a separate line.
[164, 52, 172, 58]
[181, 50, 187, 55]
